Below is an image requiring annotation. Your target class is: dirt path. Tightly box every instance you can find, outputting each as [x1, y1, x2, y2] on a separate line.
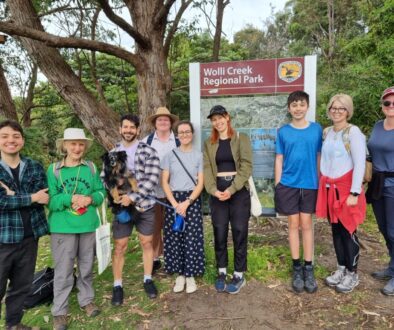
[141, 220, 394, 330]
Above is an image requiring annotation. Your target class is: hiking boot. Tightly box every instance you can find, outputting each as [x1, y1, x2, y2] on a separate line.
[6, 324, 39, 330]
[111, 285, 124, 306]
[82, 303, 100, 317]
[303, 265, 318, 293]
[173, 275, 186, 293]
[371, 268, 394, 281]
[144, 279, 158, 299]
[325, 265, 346, 287]
[381, 278, 394, 296]
[225, 275, 246, 294]
[186, 277, 197, 294]
[292, 265, 304, 293]
[336, 270, 359, 293]
[152, 259, 162, 274]
[215, 273, 227, 292]
[53, 315, 68, 330]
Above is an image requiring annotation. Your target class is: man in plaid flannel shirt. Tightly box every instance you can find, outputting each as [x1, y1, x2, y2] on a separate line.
[0, 120, 49, 330]
[107, 114, 161, 306]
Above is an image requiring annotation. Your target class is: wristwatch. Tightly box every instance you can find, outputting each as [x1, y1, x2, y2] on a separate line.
[186, 197, 194, 204]
[350, 192, 360, 197]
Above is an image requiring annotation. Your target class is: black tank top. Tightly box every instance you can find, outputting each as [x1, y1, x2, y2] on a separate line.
[215, 139, 236, 172]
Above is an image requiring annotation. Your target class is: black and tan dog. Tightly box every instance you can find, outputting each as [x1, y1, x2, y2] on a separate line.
[101, 151, 138, 209]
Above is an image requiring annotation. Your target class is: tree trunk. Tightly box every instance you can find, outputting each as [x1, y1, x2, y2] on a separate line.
[212, 0, 229, 62]
[0, 63, 18, 121]
[128, 0, 172, 136]
[21, 62, 37, 127]
[7, 0, 119, 150]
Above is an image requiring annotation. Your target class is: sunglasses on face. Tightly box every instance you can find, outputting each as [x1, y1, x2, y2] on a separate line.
[329, 107, 347, 114]
[383, 100, 394, 107]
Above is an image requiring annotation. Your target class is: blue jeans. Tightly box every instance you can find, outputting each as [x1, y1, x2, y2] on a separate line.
[372, 186, 394, 275]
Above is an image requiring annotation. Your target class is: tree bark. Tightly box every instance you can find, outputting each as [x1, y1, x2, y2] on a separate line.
[21, 62, 38, 127]
[6, 0, 119, 150]
[0, 63, 18, 121]
[212, 0, 230, 62]
[125, 0, 173, 136]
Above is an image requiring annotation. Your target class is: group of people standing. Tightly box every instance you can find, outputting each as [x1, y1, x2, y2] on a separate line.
[0, 85, 393, 330]
[275, 86, 394, 298]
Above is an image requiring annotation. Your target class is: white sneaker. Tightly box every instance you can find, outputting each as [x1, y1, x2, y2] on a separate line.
[325, 265, 346, 287]
[173, 275, 186, 293]
[186, 277, 197, 294]
[336, 270, 359, 293]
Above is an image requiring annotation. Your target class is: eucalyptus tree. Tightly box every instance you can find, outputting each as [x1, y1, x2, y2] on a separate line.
[0, 0, 224, 148]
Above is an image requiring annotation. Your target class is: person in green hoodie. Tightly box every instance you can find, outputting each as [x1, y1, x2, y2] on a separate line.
[47, 128, 106, 330]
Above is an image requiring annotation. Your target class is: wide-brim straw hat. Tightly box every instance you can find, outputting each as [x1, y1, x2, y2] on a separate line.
[56, 128, 93, 152]
[148, 107, 179, 126]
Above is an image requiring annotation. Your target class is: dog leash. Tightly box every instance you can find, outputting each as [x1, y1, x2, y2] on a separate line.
[146, 195, 185, 232]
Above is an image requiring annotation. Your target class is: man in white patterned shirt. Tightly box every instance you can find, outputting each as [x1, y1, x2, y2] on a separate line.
[108, 114, 160, 305]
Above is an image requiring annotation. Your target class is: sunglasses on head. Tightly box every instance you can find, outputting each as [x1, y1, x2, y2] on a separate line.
[383, 100, 394, 107]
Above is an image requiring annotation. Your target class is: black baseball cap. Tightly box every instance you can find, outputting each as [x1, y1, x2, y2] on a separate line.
[207, 105, 228, 119]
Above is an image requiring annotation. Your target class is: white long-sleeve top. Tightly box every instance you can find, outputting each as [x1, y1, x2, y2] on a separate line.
[320, 125, 366, 194]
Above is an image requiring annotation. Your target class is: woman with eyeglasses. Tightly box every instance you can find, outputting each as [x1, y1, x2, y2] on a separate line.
[161, 120, 205, 293]
[203, 105, 253, 294]
[367, 86, 394, 295]
[316, 94, 366, 293]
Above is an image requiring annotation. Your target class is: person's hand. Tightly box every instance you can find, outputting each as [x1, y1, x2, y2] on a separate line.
[0, 181, 15, 196]
[214, 190, 225, 199]
[31, 188, 49, 204]
[72, 195, 92, 209]
[118, 194, 132, 207]
[220, 190, 232, 201]
[346, 194, 358, 207]
[176, 200, 189, 217]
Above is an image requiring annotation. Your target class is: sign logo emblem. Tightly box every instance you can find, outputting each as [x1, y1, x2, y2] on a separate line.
[278, 61, 302, 83]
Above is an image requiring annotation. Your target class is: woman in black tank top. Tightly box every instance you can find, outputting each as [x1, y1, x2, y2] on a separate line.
[203, 105, 253, 294]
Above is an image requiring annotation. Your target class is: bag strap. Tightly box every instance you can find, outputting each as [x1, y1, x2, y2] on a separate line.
[97, 196, 107, 226]
[172, 150, 197, 185]
[53, 160, 96, 179]
[146, 133, 154, 146]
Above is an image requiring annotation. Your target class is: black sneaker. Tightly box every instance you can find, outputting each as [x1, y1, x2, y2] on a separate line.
[292, 265, 304, 293]
[225, 275, 246, 294]
[111, 286, 124, 306]
[144, 279, 158, 299]
[152, 259, 162, 274]
[303, 265, 318, 293]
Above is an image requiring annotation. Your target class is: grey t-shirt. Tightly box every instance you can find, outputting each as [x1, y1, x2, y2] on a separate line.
[367, 120, 394, 187]
[161, 148, 202, 192]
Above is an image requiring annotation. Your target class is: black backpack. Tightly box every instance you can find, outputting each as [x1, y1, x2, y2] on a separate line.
[23, 267, 54, 309]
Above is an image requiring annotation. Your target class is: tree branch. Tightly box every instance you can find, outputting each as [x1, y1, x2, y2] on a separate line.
[154, 0, 176, 27]
[97, 0, 151, 50]
[163, 0, 193, 56]
[0, 21, 145, 72]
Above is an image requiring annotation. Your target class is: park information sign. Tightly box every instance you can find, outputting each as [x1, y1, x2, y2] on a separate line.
[189, 56, 317, 216]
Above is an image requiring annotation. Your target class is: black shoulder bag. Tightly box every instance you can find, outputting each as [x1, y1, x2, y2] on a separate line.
[172, 150, 197, 185]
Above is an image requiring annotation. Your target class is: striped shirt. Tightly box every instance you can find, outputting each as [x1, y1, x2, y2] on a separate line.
[0, 157, 49, 243]
[113, 141, 160, 211]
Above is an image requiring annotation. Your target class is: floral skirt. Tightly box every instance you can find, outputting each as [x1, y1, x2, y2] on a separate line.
[164, 191, 205, 277]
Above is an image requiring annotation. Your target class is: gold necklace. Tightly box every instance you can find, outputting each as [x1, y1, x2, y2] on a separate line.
[59, 165, 81, 195]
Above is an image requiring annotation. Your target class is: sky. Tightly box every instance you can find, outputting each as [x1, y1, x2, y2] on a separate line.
[219, 0, 288, 40]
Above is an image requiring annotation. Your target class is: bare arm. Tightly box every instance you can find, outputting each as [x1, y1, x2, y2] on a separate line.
[275, 154, 283, 186]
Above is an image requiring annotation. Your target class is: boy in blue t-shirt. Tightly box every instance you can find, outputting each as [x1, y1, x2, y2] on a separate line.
[274, 91, 322, 294]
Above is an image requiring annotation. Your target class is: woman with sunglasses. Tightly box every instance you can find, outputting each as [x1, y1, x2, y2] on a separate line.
[367, 86, 394, 295]
[161, 120, 205, 294]
[203, 105, 253, 294]
[316, 94, 366, 293]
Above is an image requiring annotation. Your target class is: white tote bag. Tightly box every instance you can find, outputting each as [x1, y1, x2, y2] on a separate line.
[96, 202, 111, 275]
[248, 176, 262, 217]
